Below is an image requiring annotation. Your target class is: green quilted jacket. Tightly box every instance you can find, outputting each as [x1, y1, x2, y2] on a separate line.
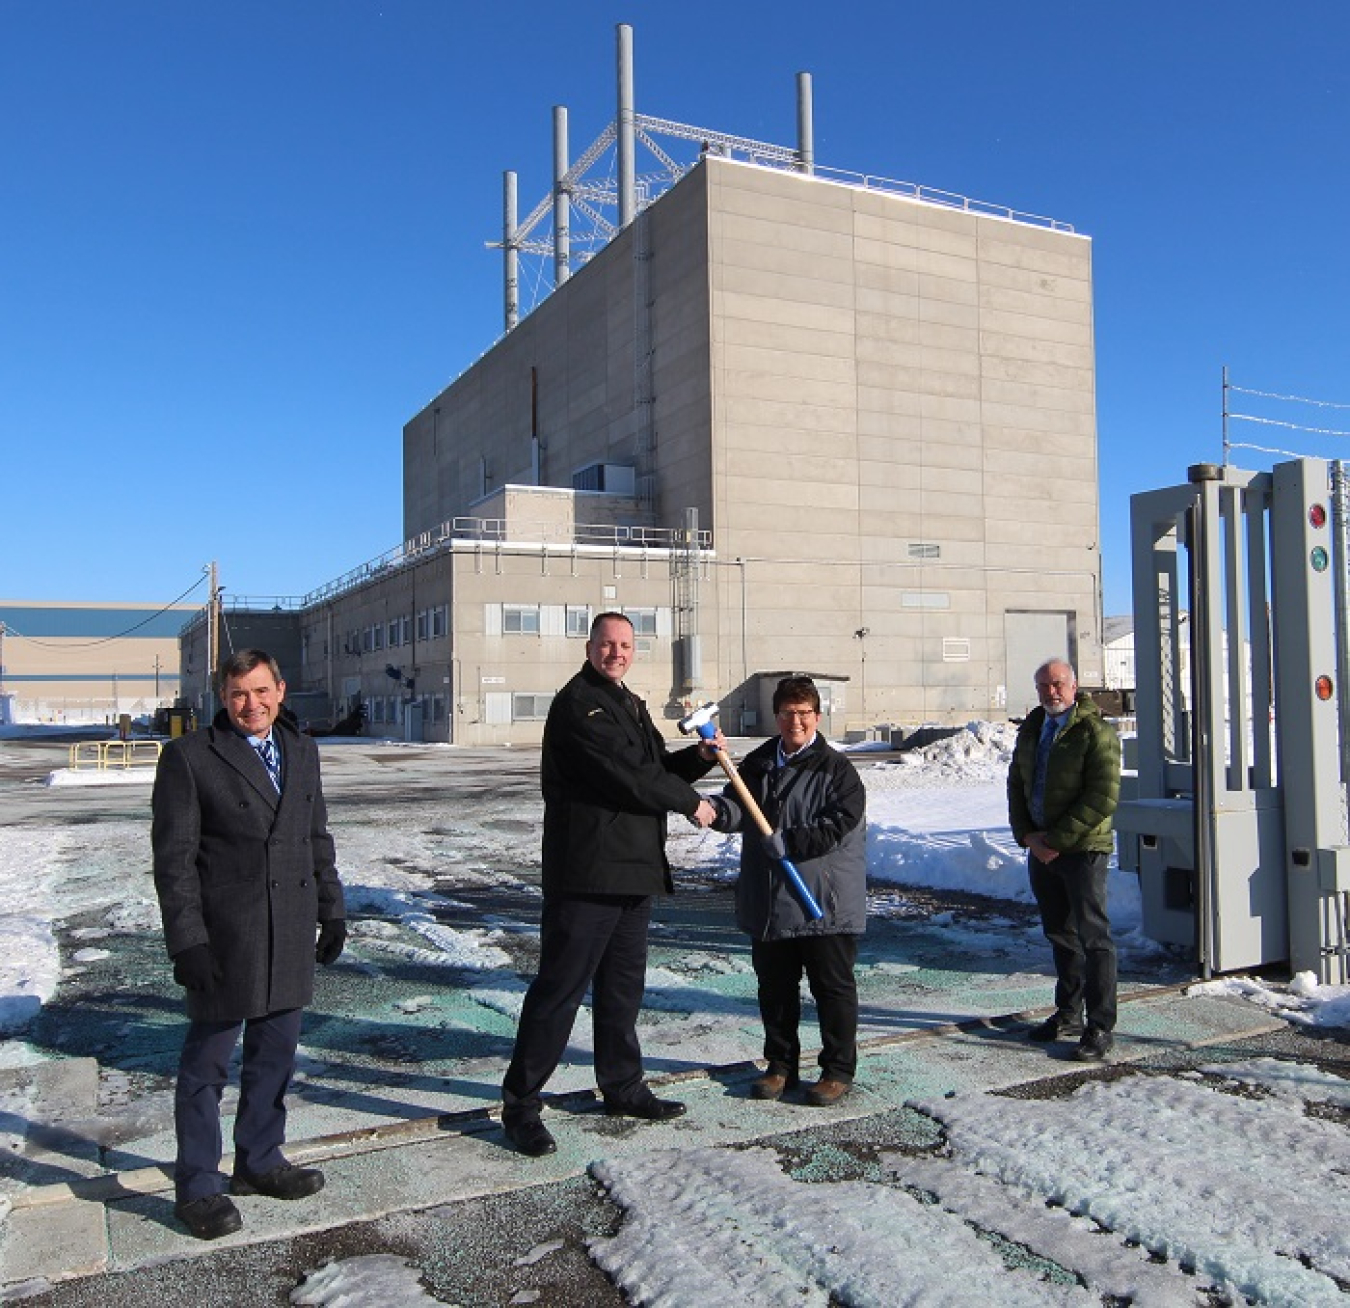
[1007, 693, 1121, 855]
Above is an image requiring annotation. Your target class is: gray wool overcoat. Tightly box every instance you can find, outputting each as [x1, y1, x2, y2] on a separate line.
[151, 709, 345, 1023]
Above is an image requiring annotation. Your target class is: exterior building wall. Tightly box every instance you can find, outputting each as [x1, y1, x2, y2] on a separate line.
[704, 161, 1101, 727]
[239, 154, 1103, 744]
[0, 601, 193, 722]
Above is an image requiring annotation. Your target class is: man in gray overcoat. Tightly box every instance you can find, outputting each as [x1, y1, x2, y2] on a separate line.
[152, 648, 347, 1240]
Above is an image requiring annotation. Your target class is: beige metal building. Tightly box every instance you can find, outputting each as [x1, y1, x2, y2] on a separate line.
[1, 600, 192, 723]
[178, 148, 1101, 746]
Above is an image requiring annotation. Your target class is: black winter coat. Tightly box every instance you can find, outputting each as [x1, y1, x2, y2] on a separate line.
[540, 662, 715, 897]
[715, 733, 867, 941]
[151, 710, 345, 1022]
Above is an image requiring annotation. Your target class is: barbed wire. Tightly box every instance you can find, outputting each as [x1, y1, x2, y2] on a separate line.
[1227, 412, 1350, 440]
[1227, 384, 1350, 410]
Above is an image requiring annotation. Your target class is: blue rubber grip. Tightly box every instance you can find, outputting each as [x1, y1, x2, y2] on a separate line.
[779, 857, 824, 920]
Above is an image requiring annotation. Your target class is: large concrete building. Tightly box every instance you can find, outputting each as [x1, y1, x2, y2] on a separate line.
[180, 38, 1103, 745]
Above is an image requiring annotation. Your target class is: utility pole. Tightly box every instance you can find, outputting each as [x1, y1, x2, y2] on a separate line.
[206, 561, 221, 721]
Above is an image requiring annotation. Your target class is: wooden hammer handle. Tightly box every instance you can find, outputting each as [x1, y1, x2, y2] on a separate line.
[715, 753, 774, 837]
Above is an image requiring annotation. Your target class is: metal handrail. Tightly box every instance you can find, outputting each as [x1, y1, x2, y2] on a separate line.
[68, 739, 163, 771]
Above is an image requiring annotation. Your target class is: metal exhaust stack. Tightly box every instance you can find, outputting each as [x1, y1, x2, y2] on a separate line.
[616, 23, 636, 228]
[797, 72, 814, 174]
[503, 170, 519, 331]
[553, 106, 571, 286]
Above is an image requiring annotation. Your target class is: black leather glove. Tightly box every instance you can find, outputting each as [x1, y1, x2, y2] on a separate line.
[761, 830, 788, 861]
[316, 919, 348, 966]
[172, 944, 220, 992]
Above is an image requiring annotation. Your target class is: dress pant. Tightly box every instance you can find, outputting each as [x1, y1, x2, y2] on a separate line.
[174, 1007, 303, 1203]
[501, 893, 651, 1124]
[751, 933, 859, 1083]
[1028, 849, 1117, 1031]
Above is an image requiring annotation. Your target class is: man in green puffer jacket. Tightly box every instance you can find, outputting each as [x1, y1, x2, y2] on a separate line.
[1007, 659, 1121, 1062]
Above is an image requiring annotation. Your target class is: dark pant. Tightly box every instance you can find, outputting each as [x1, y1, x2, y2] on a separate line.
[751, 933, 859, 1082]
[1029, 849, 1117, 1032]
[501, 893, 652, 1124]
[174, 1007, 302, 1203]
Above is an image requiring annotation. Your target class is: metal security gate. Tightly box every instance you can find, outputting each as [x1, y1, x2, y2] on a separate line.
[1117, 458, 1350, 982]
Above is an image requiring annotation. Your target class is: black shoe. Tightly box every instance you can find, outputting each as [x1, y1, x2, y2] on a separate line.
[504, 1118, 557, 1156]
[229, 1162, 324, 1200]
[174, 1193, 242, 1240]
[1074, 1027, 1114, 1062]
[1028, 1014, 1084, 1043]
[604, 1095, 686, 1121]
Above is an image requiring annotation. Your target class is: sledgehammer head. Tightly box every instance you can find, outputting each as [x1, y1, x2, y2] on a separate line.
[678, 701, 720, 740]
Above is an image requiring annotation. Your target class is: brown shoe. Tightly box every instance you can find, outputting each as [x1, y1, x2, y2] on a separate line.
[750, 1071, 796, 1101]
[803, 1077, 851, 1107]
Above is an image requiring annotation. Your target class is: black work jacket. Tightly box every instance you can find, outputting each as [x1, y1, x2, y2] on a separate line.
[540, 662, 715, 897]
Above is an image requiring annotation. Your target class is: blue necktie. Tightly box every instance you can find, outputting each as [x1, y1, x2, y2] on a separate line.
[258, 737, 282, 793]
[1030, 716, 1057, 826]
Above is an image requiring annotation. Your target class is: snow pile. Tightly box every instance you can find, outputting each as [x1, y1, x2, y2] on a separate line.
[1188, 970, 1350, 1028]
[868, 720, 1018, 790]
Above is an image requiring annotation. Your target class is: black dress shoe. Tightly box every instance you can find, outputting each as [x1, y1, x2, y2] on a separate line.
[505, 1118, 557, 1156]
[174, 1193, 242, 1240]
[1028, 1014, 1084, 1043]
[230, 1162, 325, 1200]
[1074, 1026, 1115, 1062]
[604, 1095, 686, 1121]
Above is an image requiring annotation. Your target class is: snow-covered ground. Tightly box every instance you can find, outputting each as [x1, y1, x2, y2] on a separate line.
[3, 722, 1350, 1304]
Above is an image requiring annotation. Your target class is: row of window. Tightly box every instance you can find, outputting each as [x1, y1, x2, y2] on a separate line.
[498, 604, 659, 637]
[367, 693, 450, 724]
[343, 607, 449, 657]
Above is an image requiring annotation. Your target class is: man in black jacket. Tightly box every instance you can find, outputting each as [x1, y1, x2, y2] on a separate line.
[500, 612, 723, 1156]
[152, 649, 347, 1240]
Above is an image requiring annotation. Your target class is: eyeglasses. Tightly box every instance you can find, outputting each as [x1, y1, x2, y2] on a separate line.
[776, 709, 818, 721]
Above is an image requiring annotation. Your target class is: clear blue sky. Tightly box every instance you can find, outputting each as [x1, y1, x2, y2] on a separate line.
[3, 2, 1348, 617]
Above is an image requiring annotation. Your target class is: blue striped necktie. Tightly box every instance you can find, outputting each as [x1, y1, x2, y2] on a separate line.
[258, 736, 282, 793]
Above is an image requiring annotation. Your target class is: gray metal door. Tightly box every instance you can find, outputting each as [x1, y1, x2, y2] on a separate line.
[1004, 612, 1071, 718]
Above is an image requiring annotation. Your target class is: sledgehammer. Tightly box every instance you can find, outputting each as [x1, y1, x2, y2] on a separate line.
[678, 702, 824, 920]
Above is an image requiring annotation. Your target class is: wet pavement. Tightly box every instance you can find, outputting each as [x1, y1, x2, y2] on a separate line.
[0, 737, 1310, 1303]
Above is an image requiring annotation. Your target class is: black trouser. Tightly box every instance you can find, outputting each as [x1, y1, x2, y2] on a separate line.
[174, 1007, 302, 1203]
[751, 933, 859, 1083]
[1028, 849, 1117, 1032]
[501, 893, 652, 1124]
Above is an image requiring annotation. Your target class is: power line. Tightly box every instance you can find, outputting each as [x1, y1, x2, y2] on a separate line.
[1226, 384, 1350, 411]
[3, 575, 208, 649]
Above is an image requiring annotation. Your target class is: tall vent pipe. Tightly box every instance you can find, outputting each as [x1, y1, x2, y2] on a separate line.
[553, 106, 571, 285]
[797, 72, 815, 174]
[616, 23, 636, 227]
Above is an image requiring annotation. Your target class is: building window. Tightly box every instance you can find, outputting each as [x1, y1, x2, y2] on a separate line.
[908, 542, 941, 560]
[371, 697, 385, 724]
[624, 608, 657, 636]
[942, 637, 971, 662]
[431, 605, 448, 638]
[504, 604, 541, 635]
[431, 694, 446, 723]
[565, 605, 591, 638]
[387, 620, 400, 648]
[416, 611, 429, 642]
[400, 616, 411, 646]
[372, 625, 385, 651]
[513, 692, 554, 720]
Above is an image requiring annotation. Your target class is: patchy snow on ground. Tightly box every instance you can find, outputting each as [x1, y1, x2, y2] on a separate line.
[586, 1055, 1350, 1307]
